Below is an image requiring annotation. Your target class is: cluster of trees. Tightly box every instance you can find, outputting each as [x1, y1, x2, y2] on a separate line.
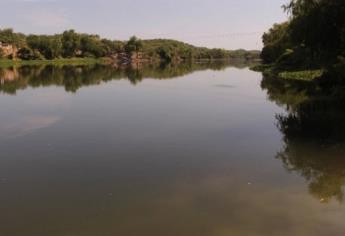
[0, 28, 260, 62]
[261, 0, 345, 71]
[141, 39, 259, 62]
[0, 29, 126, 60]
[0, 28, 26, 48]
[140, 39, 229, 62]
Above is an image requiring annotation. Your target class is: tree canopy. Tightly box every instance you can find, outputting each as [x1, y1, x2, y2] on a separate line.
[261, 0, 345, 69]
[0, 28, 259, 62]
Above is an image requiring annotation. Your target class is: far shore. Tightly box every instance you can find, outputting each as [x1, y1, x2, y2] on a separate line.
[0, 57, 260, 69]
[0, 58, 112, 68]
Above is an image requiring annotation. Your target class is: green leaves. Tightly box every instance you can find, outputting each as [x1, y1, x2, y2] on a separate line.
[125, 36, 143, 54]
[263, 0, 345, 69]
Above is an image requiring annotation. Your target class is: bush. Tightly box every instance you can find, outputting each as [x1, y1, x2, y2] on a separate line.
[321, 57, 345, 85]
[17, 47, 44, 60]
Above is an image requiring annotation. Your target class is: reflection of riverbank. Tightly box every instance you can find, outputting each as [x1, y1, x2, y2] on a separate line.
[0, 68, 19, 83]
[0, 61, 253, 95]
[261, 74, 345, 203]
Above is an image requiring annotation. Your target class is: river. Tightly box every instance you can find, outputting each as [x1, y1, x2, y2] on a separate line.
[1, 62, 344, 236]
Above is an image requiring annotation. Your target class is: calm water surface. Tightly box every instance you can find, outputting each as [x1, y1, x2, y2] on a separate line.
[1, 63, 345, 236]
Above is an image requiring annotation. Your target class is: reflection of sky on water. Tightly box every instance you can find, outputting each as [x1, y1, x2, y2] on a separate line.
[0, 115, 60, 138]
[0, 88, 71, 139]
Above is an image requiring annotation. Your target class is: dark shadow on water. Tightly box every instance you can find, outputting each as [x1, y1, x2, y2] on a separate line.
[261, 74, 345, 203]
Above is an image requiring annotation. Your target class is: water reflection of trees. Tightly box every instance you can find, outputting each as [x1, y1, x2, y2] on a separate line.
[0, 61, 243, 94]
[262, 75, 345, 203]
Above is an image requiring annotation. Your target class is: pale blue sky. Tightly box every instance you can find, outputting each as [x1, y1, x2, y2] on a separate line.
[1, 0, 288, 49]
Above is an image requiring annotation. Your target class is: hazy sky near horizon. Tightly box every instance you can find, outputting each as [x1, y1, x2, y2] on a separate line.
[1, 0, 288, 49]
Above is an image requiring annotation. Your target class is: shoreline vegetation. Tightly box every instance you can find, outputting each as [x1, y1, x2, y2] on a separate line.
[255, 0, 344, 87]
[0, 28, 260, 69]
[254, 0, 345, 177]
[0, 57, 259, 69]
[0, 58, 111, 68]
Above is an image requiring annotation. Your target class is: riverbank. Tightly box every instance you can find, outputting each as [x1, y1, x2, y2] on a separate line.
[250, 64, 325, 81]
[0, 58, 112, 68]
[0, 57, 260, 70]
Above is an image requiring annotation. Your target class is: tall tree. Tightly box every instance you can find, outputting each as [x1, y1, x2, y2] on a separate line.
[125, 36, 143, 54]
[62, 30, 81, 57]
[262, 0, 345, 66]
[0, 28, 26, 47]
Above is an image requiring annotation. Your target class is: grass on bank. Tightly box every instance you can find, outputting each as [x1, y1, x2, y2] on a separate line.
[278, 70, 324, 81]
[0, 58, 111, 68]
[250, 64, 324, 81]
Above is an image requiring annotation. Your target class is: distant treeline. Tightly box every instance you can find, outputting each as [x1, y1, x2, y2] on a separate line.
[0, 29, 260, 62]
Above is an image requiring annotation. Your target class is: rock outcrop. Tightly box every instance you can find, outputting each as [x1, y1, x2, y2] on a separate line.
[0, 42, 18, 58]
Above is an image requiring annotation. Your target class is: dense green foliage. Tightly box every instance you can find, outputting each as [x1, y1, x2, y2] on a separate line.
[261, 22, 291, 64]
[27, 35, 62, 59]
[0, 28, 260, 62]
[261, 0, 345, 73]
[0, 28, 26, 47]
[125, 36, 143, 54]
[142, 39, 259, 62]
